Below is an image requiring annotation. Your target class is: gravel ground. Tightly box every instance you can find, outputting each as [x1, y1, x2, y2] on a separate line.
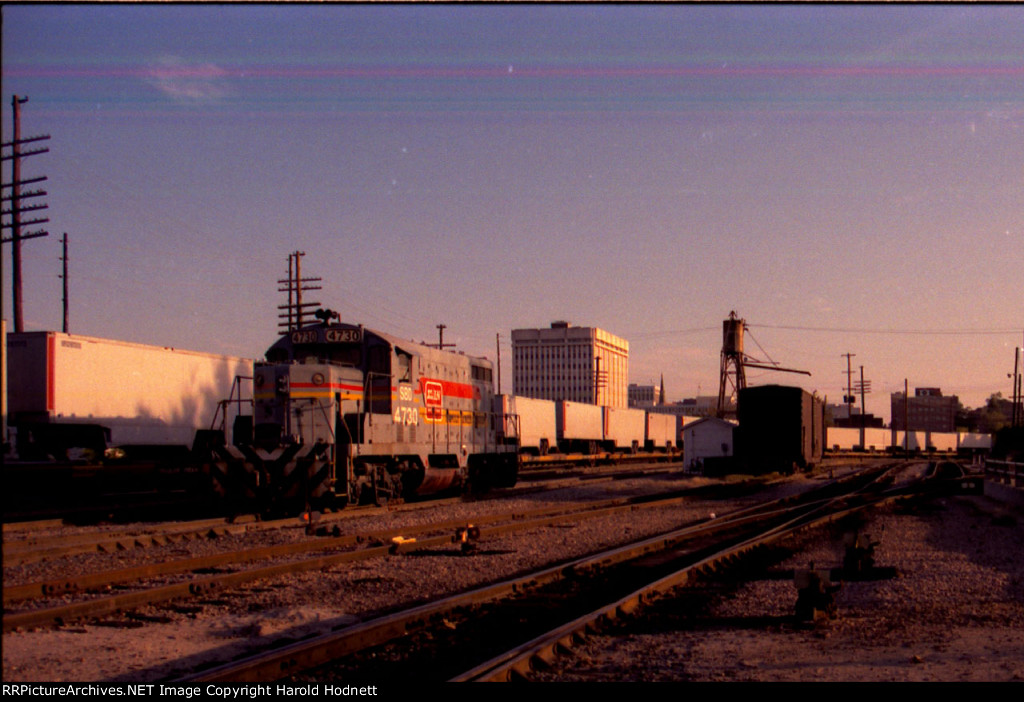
[2, 472, 726, 681]
[9, 466, 1016, 684]
[532, 490, 1024, 682]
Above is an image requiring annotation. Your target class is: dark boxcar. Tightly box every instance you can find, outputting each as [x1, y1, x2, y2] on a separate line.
[737, 385, 824, 474]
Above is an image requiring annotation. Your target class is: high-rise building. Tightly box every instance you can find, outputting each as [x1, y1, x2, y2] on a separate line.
[512, 322, 629, 408]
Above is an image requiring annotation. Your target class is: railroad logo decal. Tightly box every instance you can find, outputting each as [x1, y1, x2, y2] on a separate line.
[424, 380, 443, 408]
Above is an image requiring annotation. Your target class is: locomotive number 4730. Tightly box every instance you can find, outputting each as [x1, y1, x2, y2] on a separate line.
[394, 406, 419, 425]
[394, 385, 418, 425]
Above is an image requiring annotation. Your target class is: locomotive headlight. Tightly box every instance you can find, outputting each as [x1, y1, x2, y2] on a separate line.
[276, 375, 289, 394]
[312, 372, 325, 386]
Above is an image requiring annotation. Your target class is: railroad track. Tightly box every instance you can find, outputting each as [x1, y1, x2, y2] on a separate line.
[1, 460, 759, 607]
[175, 462, 908, 682]
[3, 481, 736, 631]
[4, 460, 922, 680]
[2, 486, 218, 525]
[1, 490, 488, 567]
[2, 515, 261, 567]
[454, 481, 904, 681]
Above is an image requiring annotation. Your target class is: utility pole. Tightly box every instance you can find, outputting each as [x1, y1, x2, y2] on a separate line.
[1, 95, 51, 332]
[904, 378, 910, 459]
[433, 324, 456, 350]
[277, 251, 322, 333]
[495, 333, 501, 395]
[841, 352, 856, 424]
[593, 356, 608, 406]
[855, 366, 871, 449]
[59, 233, 68, 333]
[1012, 344, 1022, 429]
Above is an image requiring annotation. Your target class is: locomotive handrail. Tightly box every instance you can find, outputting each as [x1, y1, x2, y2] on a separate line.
[210, 374, 253, 433]
[311, 400, 336, 444]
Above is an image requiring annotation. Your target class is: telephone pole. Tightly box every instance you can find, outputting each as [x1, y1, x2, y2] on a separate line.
[59, 233, 69, 333]
[855, 365, 871, 448]
[593, 356, 608, 406]
[2, 95, 51, 332]
[1012, 344, 1022, 429]
[277, 251, 322, 333]
[495, 333, 501, 395]
[432, 324, 456, 350]
[841, 352, 856, 423]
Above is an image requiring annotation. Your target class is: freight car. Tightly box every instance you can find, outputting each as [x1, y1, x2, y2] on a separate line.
[209, 313, 518, 512]
[602, 406, 646, 452]
[494, 394, 557, 455]
[553, 401, 650, 454]
[644, 411, 677, 452]
[5, 331, 252, 463]
[826, 427, 977, 455]
[736, 384, 824, 474]
[556, 400, 605, 454]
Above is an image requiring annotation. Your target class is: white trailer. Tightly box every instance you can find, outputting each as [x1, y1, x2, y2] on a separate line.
[557, 400, 604, 453]
[645, 412, 676, 451]
[892, 430, 929, 452]
[494, 395, 557, 454]
[6, 331, 252, 458]
[826, 427, 861, 451]
[958, 432, 992, 451]
[603, 406, 645, 452]
[826, 426, 893, 451]
[927, 431, 958, 452]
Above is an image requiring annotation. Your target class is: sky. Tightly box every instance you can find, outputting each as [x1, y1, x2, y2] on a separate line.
[2, 4, 1022, 421]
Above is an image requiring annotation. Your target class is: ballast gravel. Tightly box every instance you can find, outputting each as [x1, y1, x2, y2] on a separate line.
[5, 465, 1021, 683]
[3, 472, 726, 681]
[532, 491, 1024, 683]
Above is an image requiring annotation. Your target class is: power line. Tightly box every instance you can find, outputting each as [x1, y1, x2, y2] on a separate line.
[626, 323, 1019, 340]
[627, 326, 718, 339]
[748, 323, 1019, 336]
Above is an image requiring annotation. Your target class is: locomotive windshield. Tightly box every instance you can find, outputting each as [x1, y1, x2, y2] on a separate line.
[264, 343, 362, 366]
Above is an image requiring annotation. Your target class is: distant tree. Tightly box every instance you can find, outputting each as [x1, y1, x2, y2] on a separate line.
[955, 400, 971, 431]
[983, 393, 1009, 432]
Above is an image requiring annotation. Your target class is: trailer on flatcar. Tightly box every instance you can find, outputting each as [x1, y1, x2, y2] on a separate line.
[494, 394, 557, 455]
[5, 330, 252, 463]
[602, 406, 646, 452]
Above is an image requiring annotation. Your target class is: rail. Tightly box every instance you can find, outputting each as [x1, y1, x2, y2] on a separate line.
[181, 464, 902, 682]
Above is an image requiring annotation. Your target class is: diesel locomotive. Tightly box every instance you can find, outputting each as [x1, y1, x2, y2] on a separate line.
[209, 310, 518, 513]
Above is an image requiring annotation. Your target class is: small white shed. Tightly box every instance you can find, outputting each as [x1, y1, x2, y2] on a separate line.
[682, 417, 736, 473]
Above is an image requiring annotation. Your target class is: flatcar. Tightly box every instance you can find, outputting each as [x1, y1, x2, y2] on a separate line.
[209, 311, 518, 512]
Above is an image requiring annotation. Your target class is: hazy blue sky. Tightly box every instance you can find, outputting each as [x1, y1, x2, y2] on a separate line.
[3, 4, 1022, 419]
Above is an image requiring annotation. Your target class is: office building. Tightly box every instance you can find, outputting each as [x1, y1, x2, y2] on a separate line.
[512, 322, 629, 408]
